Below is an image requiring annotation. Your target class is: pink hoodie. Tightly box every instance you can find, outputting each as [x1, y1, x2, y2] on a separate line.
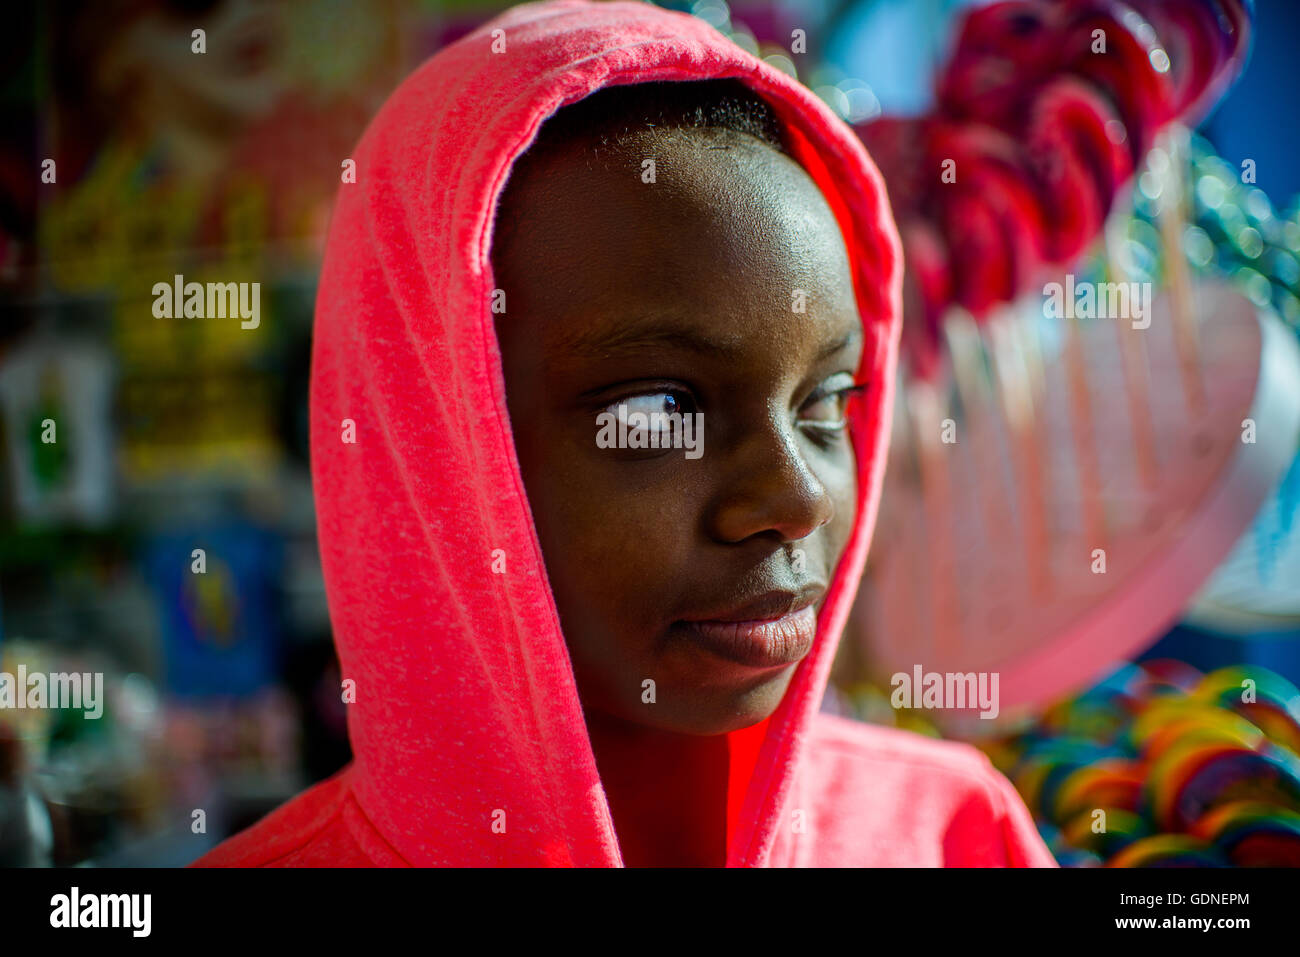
[194, 0, 1057, 868]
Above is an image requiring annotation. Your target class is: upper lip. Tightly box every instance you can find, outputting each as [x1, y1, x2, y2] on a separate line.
[680, 587, 825, 624]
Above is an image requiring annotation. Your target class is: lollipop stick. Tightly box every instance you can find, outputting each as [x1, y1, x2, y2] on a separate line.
[1016, 302, 1048, 409]
[879, 370, 921, 667]
[987, 309, 1050, 598]
[1104, 216, 1160, 490]
[943, 308, 1015, 550]
[1152, 126, 1206, 414]
[1061, 290, 1109, 554]
[1018, 307, 1058, 591]
[907, 378, 960, 663]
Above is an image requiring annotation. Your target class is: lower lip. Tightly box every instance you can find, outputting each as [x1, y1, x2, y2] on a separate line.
[677, 605, 818, 669]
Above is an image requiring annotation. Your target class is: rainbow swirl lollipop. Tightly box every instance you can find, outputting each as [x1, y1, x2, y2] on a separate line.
[1107, 834, 1230, 868]
[1146, 739, 1300, 832]
[1040, 697, 1134, 745]
[1054, 846, 1106, 867]
[1063, 805, 1149, 859]
[1014, 739, 1118, 819]
[1052, 759, 1144, 821]
[1196, 666, 1300, 757]
[1190, 800, 1300, 867]
[1131, 699, 1266, 763]
[1039, 663, 1150, 742]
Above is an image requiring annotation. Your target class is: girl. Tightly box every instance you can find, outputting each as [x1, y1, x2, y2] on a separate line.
[195, 0, 1055, 868]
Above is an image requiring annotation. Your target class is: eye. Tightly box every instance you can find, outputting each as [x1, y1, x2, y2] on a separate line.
[798, 376, 866, 431]
[609, 391, 692, 421]
[596, 388, 700, 455]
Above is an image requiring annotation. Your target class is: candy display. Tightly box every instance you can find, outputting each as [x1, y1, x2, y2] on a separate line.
[972, 661, 1300, 866]
[840, 0, 1300, 744]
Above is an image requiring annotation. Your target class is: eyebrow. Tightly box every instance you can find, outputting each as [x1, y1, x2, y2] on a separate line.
[556, 315, 862, 364]
[815, 329, 862, 362]
[560, 322, 742, 361]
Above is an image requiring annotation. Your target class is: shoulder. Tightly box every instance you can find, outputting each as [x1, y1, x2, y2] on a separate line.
[803, 713, 1008, 815]
[809, 711, 1000, 776]
[797, 713, 1057, 867]
[190, 764, 388, 867]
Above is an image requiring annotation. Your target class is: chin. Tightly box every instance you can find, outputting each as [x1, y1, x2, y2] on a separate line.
[663, 668, 797, 736]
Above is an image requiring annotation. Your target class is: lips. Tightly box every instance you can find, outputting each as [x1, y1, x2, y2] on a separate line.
[675, 591, 821, 669]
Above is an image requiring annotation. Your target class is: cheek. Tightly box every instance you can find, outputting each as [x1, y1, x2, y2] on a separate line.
[526, 452, 707, 721]
[524, 439, 697, 627]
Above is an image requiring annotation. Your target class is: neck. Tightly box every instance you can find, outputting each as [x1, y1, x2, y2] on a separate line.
[585, 709, 731, 867]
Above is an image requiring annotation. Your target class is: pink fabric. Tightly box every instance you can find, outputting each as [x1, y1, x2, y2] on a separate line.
[194, 0, 1056, 868]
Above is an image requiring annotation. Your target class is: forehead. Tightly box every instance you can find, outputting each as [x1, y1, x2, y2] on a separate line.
[492, 128, 860, 356]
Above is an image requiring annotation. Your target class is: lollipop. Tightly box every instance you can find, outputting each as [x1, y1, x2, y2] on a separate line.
[936, 1, 1065, 128]
[898, 221, 950, 381]
[1128, 0, 1252, 125]
[1130, 699, 1266, 763]
[1054, 846, 1107, 867]
[1035, 815, 1106, 865]
[1013, 738, 1119, 820]
[1146, 739, 1300, 832]
[1040, 697, 1132, 745]
[942, 193, 1017, 318]
[1063, 805, 1148, 858]
[1051, 759, 1144, 821]
[1190, 800, 1300, 867]
[991, 654, 1300, 866]
[1011, 754, 1061, 820]
[855, 116, 926, 221]
[1107, 833, 1230, 867]
[1026, 77, 1135, 262]
[1195, 666, 1300, 757]
[1035, 663, 1148, 743]
[1058, 1, 1178, 157]
[1131, 658, 1203, 696]
[932, 124, 1050, 315]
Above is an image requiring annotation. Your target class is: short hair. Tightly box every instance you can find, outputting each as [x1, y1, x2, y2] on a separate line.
[525, 78, 791, 160]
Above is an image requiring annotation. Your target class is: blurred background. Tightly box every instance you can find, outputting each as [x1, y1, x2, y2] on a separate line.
[0, 0, 1297, 868]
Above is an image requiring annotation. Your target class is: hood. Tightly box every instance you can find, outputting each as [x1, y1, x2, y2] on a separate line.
[309, 0, 902, 866]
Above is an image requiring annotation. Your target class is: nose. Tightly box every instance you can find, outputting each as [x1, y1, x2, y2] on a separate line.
[706, 414, 836, 545]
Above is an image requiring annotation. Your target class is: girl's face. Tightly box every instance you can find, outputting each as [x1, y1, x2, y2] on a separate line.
[492, 126, 862, 736]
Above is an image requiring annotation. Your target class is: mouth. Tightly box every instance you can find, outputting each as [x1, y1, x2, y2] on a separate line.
[674, 590, 822, 669]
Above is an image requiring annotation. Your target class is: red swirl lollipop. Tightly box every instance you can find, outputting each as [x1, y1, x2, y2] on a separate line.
[898, 220, 951, 382]
[1058, 1, 1178, 157]
[1025, 76, 1135, 263]
[937, 1, 1066, 128]
[1128, 0, 1252, 124]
